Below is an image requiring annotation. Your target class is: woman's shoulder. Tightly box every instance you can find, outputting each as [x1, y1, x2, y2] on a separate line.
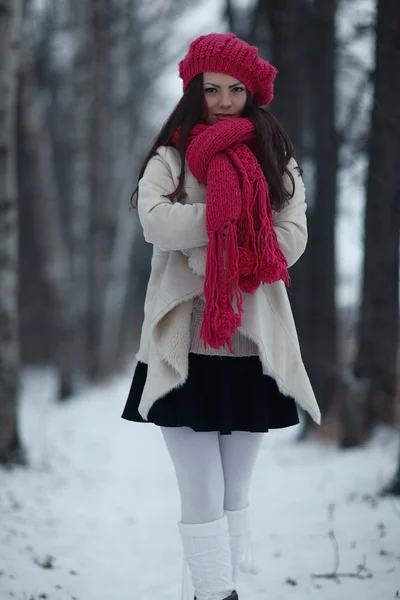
[143, 145, 198, 191]
[140, 146, 182, 184]
[152, 145, 195, 184]
[153, 145, 181, 171]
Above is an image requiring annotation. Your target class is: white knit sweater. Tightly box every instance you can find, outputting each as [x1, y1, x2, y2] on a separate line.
[189, 295, 258, 356]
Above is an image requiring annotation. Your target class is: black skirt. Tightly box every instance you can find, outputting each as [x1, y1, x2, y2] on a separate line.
[121, 353, 299, 435]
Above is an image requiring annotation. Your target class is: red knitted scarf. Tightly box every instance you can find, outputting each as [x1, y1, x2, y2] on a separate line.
[170, 118, 289, 351]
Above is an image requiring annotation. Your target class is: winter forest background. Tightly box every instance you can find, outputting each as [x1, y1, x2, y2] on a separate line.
[0, 0, 400, 598]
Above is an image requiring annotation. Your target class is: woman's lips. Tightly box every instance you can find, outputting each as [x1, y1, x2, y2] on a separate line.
[215, 114, 235, 120]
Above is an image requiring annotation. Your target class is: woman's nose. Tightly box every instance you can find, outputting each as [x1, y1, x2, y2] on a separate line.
[219, 91, 232, 108]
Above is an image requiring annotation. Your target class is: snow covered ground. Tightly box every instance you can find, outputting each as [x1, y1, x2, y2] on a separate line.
[0, 367, 399, 600]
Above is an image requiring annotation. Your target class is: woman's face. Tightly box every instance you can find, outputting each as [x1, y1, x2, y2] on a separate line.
[203, 72, 247, 125]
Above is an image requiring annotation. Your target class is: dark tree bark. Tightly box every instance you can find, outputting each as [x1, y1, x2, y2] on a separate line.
[380, 437, 400, 497]
[225, 0, 236, 32]
[20, 44, 77, 400]
[98, 0, 141, 373]
[70, 0, 93, 376]
[306, 0, 339, 423]
[353, 0, 400, 436]
[266, 0, 308, 160]
[338, 368, 369, 448]
[87, 0, 112, 380]
[263, 1, 313, 438]
[0, 0, 26, 465]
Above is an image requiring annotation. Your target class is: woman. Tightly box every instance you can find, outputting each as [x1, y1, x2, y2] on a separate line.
[122, 33, 321, 600]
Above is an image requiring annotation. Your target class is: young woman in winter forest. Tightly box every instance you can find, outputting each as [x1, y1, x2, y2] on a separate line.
[122, 33, 321, 600]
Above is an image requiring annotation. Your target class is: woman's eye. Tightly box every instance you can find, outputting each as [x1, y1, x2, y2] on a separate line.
[232, 86, 245, 93]
[204, 87, 217, 94]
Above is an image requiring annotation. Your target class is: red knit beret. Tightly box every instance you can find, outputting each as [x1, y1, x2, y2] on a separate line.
[179, 33, 277, 107]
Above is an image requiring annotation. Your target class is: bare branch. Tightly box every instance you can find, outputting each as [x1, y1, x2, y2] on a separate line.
[311, 531, 373, 581]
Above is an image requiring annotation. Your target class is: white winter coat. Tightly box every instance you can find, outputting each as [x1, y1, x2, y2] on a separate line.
[135, 145, 321, 425]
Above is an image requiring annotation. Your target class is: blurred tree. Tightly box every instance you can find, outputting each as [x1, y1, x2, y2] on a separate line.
[259, 0, 315, 438]
[18, 1, 72, 374]
[352, 0, 400, 438]
[70, 0, 92, 379]
[87, 0, 112, 380]
[265, 0, 309, 161]
[381, 439, 400, 497]
[20, 23, 77, 400]
[0, 0, 26, 464]
[306, 0, 339, 429]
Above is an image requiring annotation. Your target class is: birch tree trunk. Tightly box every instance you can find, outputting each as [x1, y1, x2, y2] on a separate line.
[0, 0, 25, 464]
[353, 0, 400, 435]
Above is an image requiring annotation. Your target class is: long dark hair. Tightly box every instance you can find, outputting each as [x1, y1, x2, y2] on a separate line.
[131, 73, 299, 212]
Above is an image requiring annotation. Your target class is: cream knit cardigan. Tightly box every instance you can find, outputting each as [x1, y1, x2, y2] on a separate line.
[135, 145, 321, 425]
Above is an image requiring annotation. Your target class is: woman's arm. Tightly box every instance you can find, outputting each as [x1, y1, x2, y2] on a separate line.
[138, 152, 208, 251]
[180, 158, 308, 276]
[273, 158, 308, 268]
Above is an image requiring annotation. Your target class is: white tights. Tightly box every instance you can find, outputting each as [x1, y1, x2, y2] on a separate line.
[161, 427, 264, 524]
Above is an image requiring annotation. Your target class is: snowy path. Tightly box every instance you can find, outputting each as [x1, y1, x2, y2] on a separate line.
[0, 367, 399, 600]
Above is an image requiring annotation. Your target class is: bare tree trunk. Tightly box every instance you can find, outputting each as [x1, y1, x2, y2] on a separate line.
[380, 434, 400, 497]
[87, 0, 112, 380]
[98, 0, 137, 373]
[353, 0, 400, 436]
[306, 0, 339, 423]
[262, 0, 315, 438]
[338, 368, 369, 448]
[225, 0, 236, 32]
[0, 0, 26, 464]
[20, 42, 76, 400]
[222, 0, 268, 60]
[70, 0, 93, 377]
[266, 0, 308, 160]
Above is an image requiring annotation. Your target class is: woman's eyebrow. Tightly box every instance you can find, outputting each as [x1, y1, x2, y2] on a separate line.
[203, 82, 243, 88]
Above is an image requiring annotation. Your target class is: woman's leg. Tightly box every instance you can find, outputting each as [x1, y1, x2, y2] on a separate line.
[219, 431, 264, 511]
[161, 426, 235, 600]
[219, 431, 264, 583]
[161, 426, 225, 524]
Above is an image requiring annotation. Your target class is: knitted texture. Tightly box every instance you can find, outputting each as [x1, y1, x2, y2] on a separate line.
[179, 33, 277, 106]
[171, 118, 289, 351]
[225, 506, 259, 583]
[190, 295, 258, 357]
[178, 516, 235, 600]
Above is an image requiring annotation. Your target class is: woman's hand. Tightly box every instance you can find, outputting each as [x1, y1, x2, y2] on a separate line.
[181, 246, 207, 277]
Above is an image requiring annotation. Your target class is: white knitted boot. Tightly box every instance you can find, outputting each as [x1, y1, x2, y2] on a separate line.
[178, 515, 236, 600]
[224, 505, 259, 584]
